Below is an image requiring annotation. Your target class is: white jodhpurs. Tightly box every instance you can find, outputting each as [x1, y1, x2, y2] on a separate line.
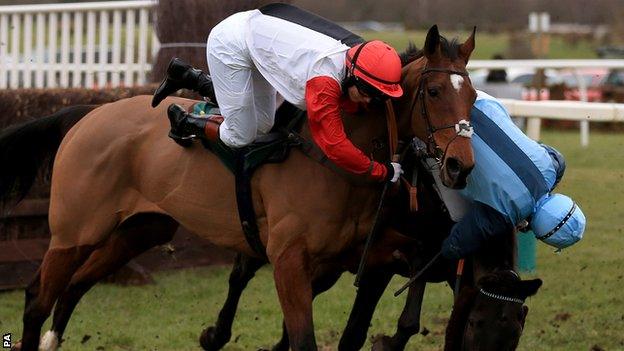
[206, 11, 277, 148]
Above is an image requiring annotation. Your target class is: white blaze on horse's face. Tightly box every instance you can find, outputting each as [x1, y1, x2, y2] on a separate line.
[450, 74, 464, 93]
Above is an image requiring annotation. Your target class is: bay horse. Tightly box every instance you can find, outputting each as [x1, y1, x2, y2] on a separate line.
[191, 145, 543, 351]
[2, 25, 476, 351]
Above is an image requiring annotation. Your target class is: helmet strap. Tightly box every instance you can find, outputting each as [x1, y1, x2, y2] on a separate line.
[348, 40, 370, 77]
[535, 202, 578, 241]
[342, 41, 370, 94]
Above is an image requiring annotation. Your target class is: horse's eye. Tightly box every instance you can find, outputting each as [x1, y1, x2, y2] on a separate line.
[427, 88, 439, 97]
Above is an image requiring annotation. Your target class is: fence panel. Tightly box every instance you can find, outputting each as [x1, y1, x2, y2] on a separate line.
[0, 0, 159, 89]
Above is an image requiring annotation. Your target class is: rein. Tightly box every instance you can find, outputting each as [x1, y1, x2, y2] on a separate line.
[479, 288, 525, 304]
[409, 67, 474, 164]
[354, 99, 403, 287]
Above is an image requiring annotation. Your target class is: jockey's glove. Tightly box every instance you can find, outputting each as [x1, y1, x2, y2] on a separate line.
[384, 162, 403, 183]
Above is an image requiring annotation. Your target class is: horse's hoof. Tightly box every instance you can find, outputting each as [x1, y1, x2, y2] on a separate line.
[371, 335, 397, 351]
[199, 326, 230, 351]
[10, 341, 21, 351]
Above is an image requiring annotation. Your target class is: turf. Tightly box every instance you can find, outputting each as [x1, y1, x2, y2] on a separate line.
[0, 130, 622, 350]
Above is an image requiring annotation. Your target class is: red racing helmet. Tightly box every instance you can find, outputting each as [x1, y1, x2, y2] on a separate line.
[346, 40, 403, 98]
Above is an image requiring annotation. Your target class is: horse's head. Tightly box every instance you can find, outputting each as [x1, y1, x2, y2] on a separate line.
[398, 25, 477, 189]
[446, 270, 543, 351]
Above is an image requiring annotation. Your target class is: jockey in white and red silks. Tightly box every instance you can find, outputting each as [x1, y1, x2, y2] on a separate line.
[152, 3, 404, 183]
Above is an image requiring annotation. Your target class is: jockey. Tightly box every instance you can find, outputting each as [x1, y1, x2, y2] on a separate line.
[420, 90, 586, 259]
[152, 3, 404, 183]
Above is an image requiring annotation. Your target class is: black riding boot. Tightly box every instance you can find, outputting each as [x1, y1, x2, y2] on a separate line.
[167, 104, 223, 147]
[152, 58, 217, 108]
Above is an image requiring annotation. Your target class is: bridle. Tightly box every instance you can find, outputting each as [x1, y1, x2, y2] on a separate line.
[409, 67, 474, 164]
[460, 270, 526, 350]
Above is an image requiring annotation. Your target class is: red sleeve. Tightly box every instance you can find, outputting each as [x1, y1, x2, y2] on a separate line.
[305, 76, 387, 180]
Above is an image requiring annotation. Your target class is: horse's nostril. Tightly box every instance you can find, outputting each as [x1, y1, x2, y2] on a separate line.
[446, 157, 462, 177]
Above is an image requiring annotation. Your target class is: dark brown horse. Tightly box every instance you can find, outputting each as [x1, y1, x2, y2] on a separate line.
[2, 25, 476, 351]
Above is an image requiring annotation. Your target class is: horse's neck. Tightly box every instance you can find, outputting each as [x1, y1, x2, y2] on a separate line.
[473, 232, 517, 281]
[395, 57, 427, 137]
[302, 105, 391, 162]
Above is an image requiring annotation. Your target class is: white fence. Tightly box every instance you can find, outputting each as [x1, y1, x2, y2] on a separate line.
[500, 99, 624, 143]
[0, 0, 159, 89]
[469, 59, 624, 147]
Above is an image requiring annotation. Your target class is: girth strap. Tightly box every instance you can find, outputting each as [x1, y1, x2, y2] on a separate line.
[233, 154, 268, 259]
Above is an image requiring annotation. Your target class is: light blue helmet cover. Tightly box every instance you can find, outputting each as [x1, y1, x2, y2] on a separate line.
[532, 193, 586, 249]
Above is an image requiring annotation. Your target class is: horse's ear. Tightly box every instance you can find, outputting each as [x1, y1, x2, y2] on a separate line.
[424, 25, 440, 58]
[518, 278, 543, 298]
[459, 26, 476, 64]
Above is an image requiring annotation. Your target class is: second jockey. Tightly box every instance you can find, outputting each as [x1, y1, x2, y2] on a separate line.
[152, 3, 404, 183]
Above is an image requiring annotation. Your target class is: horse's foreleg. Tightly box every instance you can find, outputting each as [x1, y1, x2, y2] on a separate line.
[372, 279, 427, 351]
[271, 269, 343, 351]
[200, 253, 266, 351]
[19, 246, 94, 351]
[273, 239, 316, 351]
[47, 214, 177, 349]
[337, 269, 393, 351]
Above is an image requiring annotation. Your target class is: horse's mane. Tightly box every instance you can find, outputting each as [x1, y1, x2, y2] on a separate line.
[400, 36, 462, 67]
[444, 286, 478, 351]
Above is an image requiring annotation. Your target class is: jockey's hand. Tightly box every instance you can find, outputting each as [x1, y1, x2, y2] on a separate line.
[384, 162, 403, 183]
[441, 236, 462, 260]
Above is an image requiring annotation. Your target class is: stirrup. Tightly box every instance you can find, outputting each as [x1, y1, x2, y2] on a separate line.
[168, 131, 195, 147]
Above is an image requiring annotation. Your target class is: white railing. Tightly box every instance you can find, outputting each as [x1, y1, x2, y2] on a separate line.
[499, 99, 624, 143]
[468, 59, 624, 70]
[470, 59, 624, 147]
[0, 0, 159, 89]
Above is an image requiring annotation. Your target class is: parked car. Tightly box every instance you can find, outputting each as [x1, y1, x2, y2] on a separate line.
[558, 68, 608, 102]
[600, 68, 624, 102]
[470, 68, 562, 87]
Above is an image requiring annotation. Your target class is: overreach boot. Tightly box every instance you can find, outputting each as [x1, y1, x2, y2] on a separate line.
[152, 58, 217, 108]
[167, 104, 223, 147]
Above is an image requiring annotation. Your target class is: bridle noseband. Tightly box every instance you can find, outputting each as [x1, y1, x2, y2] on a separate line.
[410, 67, 474, 164]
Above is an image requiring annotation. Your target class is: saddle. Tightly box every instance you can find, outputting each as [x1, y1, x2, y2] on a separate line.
[185, 100, 309, 257]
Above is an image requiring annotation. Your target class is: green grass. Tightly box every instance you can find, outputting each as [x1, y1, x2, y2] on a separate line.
[1, 130, 623, 350]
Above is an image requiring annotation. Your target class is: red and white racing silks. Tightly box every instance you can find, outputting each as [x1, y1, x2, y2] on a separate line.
[205, 4, 388, 180]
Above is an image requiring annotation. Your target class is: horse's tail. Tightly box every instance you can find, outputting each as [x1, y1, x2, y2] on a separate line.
[0, 105, 98, 211]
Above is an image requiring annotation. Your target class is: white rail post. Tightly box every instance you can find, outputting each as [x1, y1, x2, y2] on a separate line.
[60, 11, 70, 87]
[124, 9, 136, 86]
[23, 13, 33, 88]
[85, 10, 96, 88]
[73, 11, 84, 88]
[47, 12, 58, 88]
[34, 12, 45, 88]
[137, 7, 149, 85]
[526, 118, 542, 141]
[111, 9, 122, 87]
[573, 68, 590, 147]
[98, 10, 109, 88]
[0, 14, 8, 89]
[9, 13, 20, 89]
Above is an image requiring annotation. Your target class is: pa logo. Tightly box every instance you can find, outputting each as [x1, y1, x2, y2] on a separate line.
[2, 333, 10, 349]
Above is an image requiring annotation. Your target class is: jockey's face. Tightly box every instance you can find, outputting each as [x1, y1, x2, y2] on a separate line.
[347, 85, 372, 105]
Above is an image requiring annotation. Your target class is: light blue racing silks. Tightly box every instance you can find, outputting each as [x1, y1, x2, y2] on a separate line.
[460, 91, 559, 226]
